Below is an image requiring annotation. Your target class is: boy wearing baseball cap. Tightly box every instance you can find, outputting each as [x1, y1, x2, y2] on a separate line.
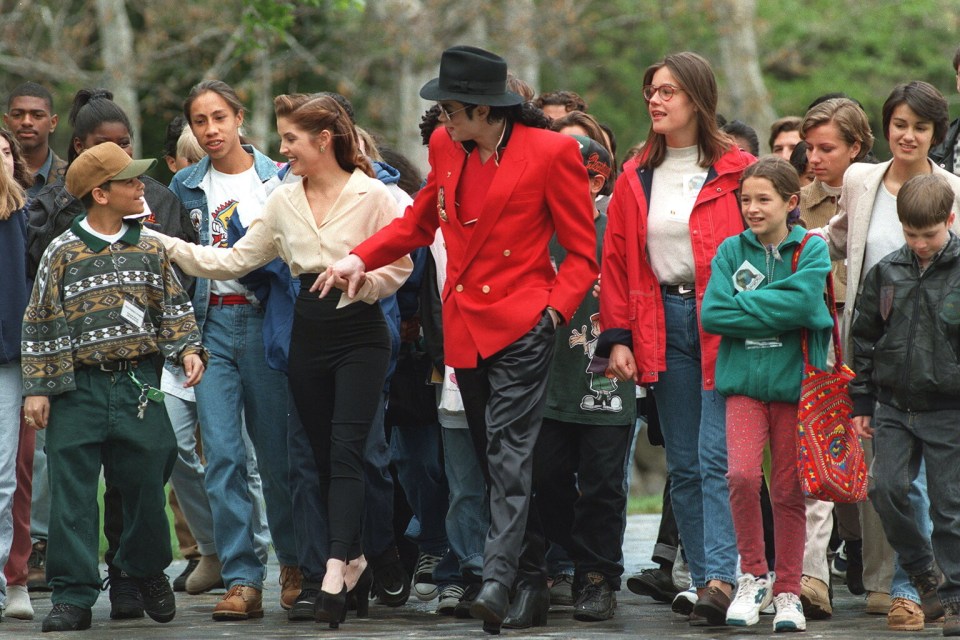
[21, 142, 207, 632]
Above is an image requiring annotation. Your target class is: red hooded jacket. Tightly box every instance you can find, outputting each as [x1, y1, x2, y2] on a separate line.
[599, 146, 754, 388]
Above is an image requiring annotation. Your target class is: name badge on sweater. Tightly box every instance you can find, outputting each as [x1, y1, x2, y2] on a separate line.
[733, 260, 765, 292]
[121, 297, 146, 328]
[745, 337, 783, 350]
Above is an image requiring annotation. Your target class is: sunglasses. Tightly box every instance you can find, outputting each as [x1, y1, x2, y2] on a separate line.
[437, 103, 468, 120]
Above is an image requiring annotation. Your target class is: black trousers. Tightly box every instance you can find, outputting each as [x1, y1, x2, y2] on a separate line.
[287, 284, 390, 561]
[532, 417, 633, 589]
[456, 311, 556, 588]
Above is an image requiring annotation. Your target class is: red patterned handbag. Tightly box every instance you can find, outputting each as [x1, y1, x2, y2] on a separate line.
[793, 237, 868, 503]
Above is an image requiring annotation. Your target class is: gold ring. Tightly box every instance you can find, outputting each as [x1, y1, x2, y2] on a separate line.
[25, 417, 35, 424]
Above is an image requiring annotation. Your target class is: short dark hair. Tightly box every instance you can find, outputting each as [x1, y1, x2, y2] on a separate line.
[7, 81, 54, 112]
[789, 140, 809, 177]
[897, 173, 955, 228]
[953, 45, 960, 73]
[721, 119, 759, 156]
[316, 92, 355, 124]
[768, 116, 801, 151]
[163, 115, 187, 159]
[534, 90, 587, 113]
[881, 81, 949, 146]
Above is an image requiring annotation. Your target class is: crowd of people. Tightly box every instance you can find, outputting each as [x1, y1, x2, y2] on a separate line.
[1, 41, 960, 637]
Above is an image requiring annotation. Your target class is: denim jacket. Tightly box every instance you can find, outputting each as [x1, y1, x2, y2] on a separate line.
[168, 145, 279, 329]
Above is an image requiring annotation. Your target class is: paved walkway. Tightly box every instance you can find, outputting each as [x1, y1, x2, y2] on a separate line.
[6, 515, 946, 638]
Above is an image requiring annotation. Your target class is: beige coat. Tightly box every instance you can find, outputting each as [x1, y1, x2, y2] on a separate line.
[800, 179, 847, 304]
[822, 158, 960, 348]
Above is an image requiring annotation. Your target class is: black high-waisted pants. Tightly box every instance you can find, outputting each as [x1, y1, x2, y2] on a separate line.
[287, 278, 390, 561]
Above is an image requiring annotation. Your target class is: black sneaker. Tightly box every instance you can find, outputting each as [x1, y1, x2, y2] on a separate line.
[288, 587, 319, 621]
[573, 573, 616, 622]
[42, 603, 92, 632]
[626, 567, 679, 603]
[371, 548, 410, 607]
[173, 558, 199, 593]
[135, 574, 176, 623]
[454, 582, 482, 619]
[105, 570, 144, 619]
[413, 552, 443, 601]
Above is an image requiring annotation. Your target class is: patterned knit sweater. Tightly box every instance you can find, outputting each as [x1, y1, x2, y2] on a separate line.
[21, 215, 205, 396]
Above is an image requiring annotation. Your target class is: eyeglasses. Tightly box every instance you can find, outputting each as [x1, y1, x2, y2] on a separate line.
[642, 84, 683, 102]
[437, 103, 468, 120]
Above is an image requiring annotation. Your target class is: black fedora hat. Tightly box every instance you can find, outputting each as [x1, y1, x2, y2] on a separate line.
[420, 45, 523, 107]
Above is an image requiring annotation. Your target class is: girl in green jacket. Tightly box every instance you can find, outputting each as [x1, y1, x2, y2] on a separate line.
[701, 156, 833, 632]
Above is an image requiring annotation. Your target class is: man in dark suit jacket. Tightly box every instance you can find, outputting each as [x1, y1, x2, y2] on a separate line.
[317, 45, 598, 633]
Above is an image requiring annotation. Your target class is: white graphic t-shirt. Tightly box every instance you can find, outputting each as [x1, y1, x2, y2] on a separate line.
[205, 165, 267, 297]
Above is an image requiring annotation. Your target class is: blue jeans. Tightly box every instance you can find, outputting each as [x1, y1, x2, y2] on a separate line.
[439, 424, 487, 582]
[870, 403, 960, 604]
[162, 390, 216, 557]
[650, 292, 737, 587]
[890, 462, 931, 604]
[195, 304, 296, 589]
[391, 421, 449, 555]
[0, 363, 21, 603]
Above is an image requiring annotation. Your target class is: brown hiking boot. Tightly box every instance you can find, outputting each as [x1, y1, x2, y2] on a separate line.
[26, 541, 50, 592]
[279, 565, 303, 610]
[887, 597, 924, 631]
[212, 585, 264, 620]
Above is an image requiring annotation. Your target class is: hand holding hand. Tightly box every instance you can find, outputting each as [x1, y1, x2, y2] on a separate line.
[312, 254, 366, 299]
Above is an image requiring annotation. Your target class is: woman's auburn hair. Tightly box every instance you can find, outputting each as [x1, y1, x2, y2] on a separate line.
[637, 51, 733, 171]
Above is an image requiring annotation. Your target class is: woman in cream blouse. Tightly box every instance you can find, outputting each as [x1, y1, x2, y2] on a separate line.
[160, 94, 412, 628]
[821, 81, 960, 625]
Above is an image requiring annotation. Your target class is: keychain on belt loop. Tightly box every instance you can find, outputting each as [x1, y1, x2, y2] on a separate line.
[127, 369, 165, 419]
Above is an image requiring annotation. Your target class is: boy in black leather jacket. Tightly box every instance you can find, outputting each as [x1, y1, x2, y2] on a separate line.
[850, 173, 960, 637]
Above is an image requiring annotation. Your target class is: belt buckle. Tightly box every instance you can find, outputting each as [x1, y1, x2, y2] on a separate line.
[678, 284, 694, 295]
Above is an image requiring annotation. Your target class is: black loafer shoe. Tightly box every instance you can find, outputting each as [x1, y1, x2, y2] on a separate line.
[470, 580, 510, 633]
[502, 584, 549, 629]
[173, 558, 199, 593]
[42, 603, 92, 632]
[573, 573, 616, 621]
[626, 568, 679, 603]
[135, 574, 176, 623]
[454, 582, 482, 619]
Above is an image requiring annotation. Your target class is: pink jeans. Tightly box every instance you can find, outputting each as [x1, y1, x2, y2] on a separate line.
[726, 396, 805, 595]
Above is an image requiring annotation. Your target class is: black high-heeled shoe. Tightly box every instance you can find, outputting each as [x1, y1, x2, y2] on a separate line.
[316, 585, 347, 629]
[349, 567, 373, 618]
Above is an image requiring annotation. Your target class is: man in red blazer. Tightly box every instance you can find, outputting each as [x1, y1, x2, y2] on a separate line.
[317, 45, 598, 633]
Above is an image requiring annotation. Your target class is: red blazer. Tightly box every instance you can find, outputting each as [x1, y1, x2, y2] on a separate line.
[599, 147, 754, 388]
[354, 123, 598, 368]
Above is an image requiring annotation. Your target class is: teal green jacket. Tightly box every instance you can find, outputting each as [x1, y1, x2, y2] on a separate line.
[701, 225, 834, 402]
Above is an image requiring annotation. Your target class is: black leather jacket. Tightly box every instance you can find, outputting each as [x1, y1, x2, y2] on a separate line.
[26, 175, 197, 290]
[850, 233, 960, 414]
[929, 116, 960, 174]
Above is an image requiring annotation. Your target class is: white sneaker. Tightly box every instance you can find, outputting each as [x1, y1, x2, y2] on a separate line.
[671, 587, 698, 615]
[726, 573, 774, 626]
[4, 584, 34, 620]
[773, 592, 807, 632]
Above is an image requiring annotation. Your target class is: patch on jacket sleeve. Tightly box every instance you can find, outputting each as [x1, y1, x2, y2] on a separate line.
[940, 288, 960, 324]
